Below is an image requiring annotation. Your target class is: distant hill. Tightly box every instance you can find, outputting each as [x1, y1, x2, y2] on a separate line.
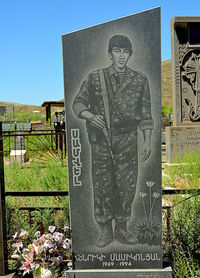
[1, 60, 172, 120]
[0, 102, 45, 121]
[162, 60, 172, 107]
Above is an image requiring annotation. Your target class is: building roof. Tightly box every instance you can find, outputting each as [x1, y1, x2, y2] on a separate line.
[41, 101, 64, 108]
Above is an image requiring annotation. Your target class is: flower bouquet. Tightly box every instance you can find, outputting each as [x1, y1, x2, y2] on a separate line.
[11, 226, 71, 277]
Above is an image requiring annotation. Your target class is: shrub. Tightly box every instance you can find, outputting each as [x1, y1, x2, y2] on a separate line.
[163, 195, 200, 276]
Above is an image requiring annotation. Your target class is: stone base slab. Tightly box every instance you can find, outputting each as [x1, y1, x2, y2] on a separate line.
[66, 267, 172, 278]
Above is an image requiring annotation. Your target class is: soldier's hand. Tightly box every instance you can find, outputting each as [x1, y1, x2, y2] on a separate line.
[141, 141, 151, 162]
[88, 115, 105, 129]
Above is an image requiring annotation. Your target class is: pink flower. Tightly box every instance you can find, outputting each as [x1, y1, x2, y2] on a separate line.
[20, 261, 31, 275]
[44, 240, 53, 249]
[32, 242, 39, 254]
[12, 241, 23, 252]
[40, 234, 47, 245]
[53, 232, 63, 242]
[11, 226, 71, 273]
[20, 254, 35, 275]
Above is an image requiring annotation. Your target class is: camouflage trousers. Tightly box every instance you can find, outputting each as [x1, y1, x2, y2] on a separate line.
[91, 131, 138, 224]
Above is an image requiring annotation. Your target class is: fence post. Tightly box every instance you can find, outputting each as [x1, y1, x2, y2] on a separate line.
[0, 121, 7, 275]
[166, 206, 171, 241]
[59, 132, 63, 158]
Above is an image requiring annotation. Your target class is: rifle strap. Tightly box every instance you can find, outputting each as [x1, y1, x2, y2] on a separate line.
[104, 68, 122, 119]
[99, 69, 111, 132]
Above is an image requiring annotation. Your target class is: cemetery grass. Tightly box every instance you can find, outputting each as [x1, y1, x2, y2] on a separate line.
[4, 158, 70, 271]
[161, 104, 172, 117]
[162, 151, 200, 276]
[163, 151, 200, 189]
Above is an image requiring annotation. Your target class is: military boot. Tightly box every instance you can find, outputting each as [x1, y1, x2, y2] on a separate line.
[96, 221, 113, 248]
[114, 222, 138, 245]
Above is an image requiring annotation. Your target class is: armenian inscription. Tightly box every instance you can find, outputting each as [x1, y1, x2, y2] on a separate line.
[71, 128, 82, 186]
[166, 126, 200, 163]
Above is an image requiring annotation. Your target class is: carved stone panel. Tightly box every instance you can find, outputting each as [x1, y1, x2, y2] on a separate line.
[166, 126, 200, 163]
[171, 17, 200, 126]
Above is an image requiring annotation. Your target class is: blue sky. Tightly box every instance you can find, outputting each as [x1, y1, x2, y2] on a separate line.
[1, 0, 200, 105]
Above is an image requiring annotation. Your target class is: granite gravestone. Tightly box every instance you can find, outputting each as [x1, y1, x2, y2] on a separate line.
[13, 123, 31, 150]
[0, 107, 6, 117]
[63, 7, 171, 277]
[6, 105, 14, 120]
[166, 17, 200, 163]
[0, 106, 14, 120]
[14, 131, 25, 150]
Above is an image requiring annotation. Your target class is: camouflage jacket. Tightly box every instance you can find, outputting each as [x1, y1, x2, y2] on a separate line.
[73, 64, 154, 139]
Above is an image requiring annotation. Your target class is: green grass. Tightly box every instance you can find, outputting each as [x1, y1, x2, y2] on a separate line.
[161, 104, 172, 117]
[164, 151, 200, 189]
[14, 112, 42, 122]
[5, 159, 68, 192]
[5, 158, 69, 246]
[162, 150, 200, 276]
[172, 250, 200, 278]
[163, 195, 200, 277]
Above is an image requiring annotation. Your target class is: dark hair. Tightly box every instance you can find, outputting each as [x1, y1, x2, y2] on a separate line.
[108, 35, 133, 54]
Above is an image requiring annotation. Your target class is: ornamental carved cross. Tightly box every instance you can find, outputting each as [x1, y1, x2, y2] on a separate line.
[183, 52, 200, 121]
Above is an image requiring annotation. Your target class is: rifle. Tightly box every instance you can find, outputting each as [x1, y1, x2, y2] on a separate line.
[99, 69, 113, 160]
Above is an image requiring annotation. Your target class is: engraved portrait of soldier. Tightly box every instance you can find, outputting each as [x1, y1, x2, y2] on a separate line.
[72, 34, 154, 248]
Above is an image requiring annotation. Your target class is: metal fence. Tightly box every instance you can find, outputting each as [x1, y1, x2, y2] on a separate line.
[0, 121, 68, 275]
[2, 123, 66, 164]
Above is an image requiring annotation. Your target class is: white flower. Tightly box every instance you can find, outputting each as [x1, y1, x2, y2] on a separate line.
[48, 226, 56, 233]
[34, 231, 41, 238]
[53, 232, 64, 242]
[153, 192, 160, 198]
[146, 181, 155, 187]
[19, 229, 29, 240]
[63, 225, 70, 232]
[138, 192, 147, 198]
[11, 254, 20, 260]
[63, 238, 71, 249]
[12, 232, 18, 240]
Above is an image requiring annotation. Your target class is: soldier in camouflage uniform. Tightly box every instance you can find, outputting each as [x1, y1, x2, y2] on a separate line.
[73, 35, 154, 248]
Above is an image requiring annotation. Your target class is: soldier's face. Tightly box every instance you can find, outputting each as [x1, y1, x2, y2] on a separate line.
[109, 47, 131, 70]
